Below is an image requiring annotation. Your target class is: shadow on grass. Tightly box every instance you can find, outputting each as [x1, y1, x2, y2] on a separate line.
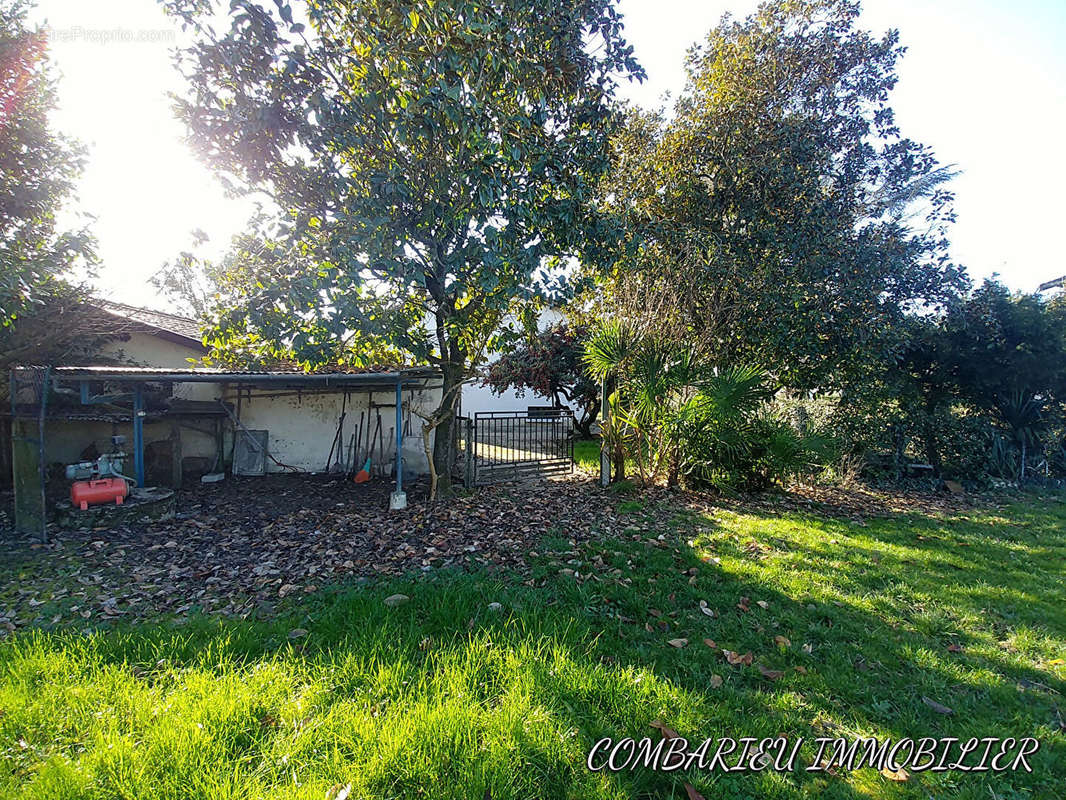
[2, 494, 1065, 800]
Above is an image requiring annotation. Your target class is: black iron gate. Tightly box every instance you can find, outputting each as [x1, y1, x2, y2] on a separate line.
[460, 409, 574, 486]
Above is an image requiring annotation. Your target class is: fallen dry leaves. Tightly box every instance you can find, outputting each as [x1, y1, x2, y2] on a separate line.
[695, 482, 983, 520]
[649, 719, 681, 739]
[0, 475, 640, 630]
[649, 720, 706, 800]
[0, 475, 1001, 636]
[922, 696, 955, 715]
[757, 665, 784, 681]
[723, 649, 754, 666]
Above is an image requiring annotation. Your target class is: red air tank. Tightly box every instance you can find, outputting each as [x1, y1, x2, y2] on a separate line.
[70, 478, 129, 510]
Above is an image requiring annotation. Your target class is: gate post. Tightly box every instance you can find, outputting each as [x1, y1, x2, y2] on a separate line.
[464, 416, 474, 488]
[599, 374, 610, 487]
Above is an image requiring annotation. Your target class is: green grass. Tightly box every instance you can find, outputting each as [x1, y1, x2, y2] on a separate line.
[2, 494, 1065, 799]
[574, 438, 601, 474]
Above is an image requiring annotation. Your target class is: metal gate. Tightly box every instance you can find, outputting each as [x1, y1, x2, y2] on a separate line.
[461, 409, 574, 485]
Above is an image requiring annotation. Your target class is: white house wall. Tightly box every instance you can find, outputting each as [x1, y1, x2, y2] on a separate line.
[460, 308, 582, 417]
[43, 384, 439, 481]
[225, 385, 438, 476]
[461, 379, 576, 416]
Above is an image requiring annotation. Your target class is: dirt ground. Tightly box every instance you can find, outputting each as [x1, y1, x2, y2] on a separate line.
[0, 473, 983, 633]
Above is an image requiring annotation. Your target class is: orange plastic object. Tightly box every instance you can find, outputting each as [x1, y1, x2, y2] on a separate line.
[353, 457, 371, 484]
[70, 478, 129, 510]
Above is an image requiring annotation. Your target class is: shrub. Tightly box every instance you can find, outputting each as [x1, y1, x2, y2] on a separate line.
[584, 322, 828, 490]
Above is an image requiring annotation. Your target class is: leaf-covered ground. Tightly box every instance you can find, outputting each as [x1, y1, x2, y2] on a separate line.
[1, 481, 1064, 799]
[0, 475, 626, 628]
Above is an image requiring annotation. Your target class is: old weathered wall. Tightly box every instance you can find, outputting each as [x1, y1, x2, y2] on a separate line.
[226, 385, 438, 476]
[43, 386, 440, 480]
[97, 332, 216, 402]
[31, 332, 440, 482]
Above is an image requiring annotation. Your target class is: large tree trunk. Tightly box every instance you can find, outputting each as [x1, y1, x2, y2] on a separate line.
[575, 404, 599, 439]
[430, 364, 463, 498]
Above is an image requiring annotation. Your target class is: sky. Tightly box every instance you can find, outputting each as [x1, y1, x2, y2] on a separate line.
[31, 0, 1066, 310]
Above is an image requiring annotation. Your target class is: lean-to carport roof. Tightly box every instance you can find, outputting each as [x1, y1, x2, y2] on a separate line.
[36, 365, 441, 388]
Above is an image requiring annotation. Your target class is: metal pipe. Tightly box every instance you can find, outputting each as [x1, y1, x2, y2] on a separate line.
[395, 382, 403, 494]
[133, 385, 145, 488]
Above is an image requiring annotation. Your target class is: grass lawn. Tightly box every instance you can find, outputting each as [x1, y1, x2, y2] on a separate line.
[2, 490, 1064, 798]
[574, 438, 601, 474]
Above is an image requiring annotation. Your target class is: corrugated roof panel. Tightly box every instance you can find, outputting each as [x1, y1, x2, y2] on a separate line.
[25, 365, 441, 386]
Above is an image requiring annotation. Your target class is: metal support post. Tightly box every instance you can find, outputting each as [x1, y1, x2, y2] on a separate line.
[132, 385, 145, 488]
[390, 381, 407, 510]
[599, 374, 611, 487]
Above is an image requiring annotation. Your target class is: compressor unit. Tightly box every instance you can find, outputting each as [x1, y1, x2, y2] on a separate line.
[65, 436, 134, 510]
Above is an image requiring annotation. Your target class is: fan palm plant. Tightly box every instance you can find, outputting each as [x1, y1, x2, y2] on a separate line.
[994, 389, 1046, 481]
[585, 321, 702, 483]
[584, 321, 804, 488]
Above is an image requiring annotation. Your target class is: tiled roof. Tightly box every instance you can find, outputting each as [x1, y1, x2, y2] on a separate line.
[96, 301, 203, 344]
[1037, 275, 1064, 292]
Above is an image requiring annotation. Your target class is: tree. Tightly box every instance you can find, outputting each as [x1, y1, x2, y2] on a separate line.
[591, 0, 964, 391]
[0, 0, 94, 341]
[149, 229, 221, 319]
[163, 0, 642, 497]
[482, 321, 599, 437]
[882, 315, 959, 476]
[865, 279, 1066, 481]
[942, 280, 1066, 479]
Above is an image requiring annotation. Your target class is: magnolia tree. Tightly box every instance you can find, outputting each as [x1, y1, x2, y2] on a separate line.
[0, 0, 95, 363]
[162, 0, 641, 496]
[592, 0, 965, 391]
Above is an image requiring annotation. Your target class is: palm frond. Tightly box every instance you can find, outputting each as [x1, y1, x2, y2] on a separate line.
[582, 319, 635, 381]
